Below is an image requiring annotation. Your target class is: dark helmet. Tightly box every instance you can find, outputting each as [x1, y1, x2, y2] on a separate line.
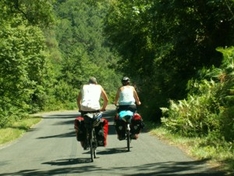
[121, 76, 130, 85]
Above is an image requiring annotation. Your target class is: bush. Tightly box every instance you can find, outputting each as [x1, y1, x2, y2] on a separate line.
[161, 47, 234, 145]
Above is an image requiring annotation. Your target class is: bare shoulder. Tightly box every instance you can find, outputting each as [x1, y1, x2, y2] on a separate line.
[119, 86, 124, 90]
[97, 84, 105, 90]
[130, 85, 136, 90]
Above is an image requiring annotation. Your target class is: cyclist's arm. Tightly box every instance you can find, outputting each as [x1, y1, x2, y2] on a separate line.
[133, 87, 141, 105]
[114, 88, 121, 106]
[100, 86, 108, 111]
[77, 91, 82, 111]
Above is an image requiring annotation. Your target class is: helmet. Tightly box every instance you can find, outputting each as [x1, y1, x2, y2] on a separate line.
[89, 77, 97, 84]
[121, 76, 130, 84]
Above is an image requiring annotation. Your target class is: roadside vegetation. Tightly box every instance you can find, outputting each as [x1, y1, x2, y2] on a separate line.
[149, 124, 233, 174]
[0, 116, 41, 146]
[0, 0, 233, 174]
[158, 47, 234, 173]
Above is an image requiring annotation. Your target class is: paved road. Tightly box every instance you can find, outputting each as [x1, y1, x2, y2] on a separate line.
[0, 106, 226, 176]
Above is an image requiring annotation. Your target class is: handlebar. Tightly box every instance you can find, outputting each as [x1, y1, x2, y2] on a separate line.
[83, 112, 102, 119]
[83, 112, 103, 127]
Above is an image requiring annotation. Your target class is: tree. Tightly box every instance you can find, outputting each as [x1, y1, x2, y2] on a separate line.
[53, 0, 121, 103]
[0, 0, 55, 126]
[104, 0, 234, 121]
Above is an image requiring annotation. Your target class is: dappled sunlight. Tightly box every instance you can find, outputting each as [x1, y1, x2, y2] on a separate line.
[0, 159, 226, 176]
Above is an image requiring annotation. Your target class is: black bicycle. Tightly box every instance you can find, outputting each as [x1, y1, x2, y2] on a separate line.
[83, 112, 103, 162]
[115, 109, 134, 152]
[121, 114, 133, 152]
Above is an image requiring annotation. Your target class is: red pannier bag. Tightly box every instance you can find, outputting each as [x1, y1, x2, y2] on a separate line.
[74, 116, 108, 147]
[114, 114, 126, 140]
[114, 112, 144, 140]
[74, 116, 85, 141]
[130, 113, 144, 136]
[96, 118, 108, 147]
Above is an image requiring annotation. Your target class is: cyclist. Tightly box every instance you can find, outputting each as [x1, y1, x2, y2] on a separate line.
[114, 76, 142, 140]
[114, 76, 141, 112]
[77, 77, 108, 114]
[75, 77, 109, 149]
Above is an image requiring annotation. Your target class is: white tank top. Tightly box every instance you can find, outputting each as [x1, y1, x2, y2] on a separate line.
[118, 86, 135, 105]
[80, 84, 101, 111]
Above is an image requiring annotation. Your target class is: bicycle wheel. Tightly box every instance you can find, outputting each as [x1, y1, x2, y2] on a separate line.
[92, 128, 97, 159]
[126, 123, 131, 152]
[89, 128, 94, 162]
[90, 128, 97, 162]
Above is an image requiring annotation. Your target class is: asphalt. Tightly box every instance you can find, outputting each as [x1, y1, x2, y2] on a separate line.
[0, 106, 227, 176]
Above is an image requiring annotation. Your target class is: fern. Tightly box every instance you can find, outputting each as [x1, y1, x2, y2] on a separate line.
[161, 47, 234, 143]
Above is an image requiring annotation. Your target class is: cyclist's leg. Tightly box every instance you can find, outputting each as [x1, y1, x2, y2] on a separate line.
[79, 111, 90, 150]
[115, 107, 126, 140]
[118, 105, 136, 113]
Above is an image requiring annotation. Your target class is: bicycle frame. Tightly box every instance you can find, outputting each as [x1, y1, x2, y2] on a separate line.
[121, 115, 132, 151]
[118, 110, 133, 152]
[83, 112, 102, 162]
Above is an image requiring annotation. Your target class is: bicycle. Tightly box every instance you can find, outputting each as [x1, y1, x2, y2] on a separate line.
[83, 112, 103, 162]
[116, 110, 134, 152]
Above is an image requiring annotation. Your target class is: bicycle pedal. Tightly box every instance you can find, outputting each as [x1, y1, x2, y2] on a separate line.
[98, 141, 104, 146]
[118, 126, 123, 130]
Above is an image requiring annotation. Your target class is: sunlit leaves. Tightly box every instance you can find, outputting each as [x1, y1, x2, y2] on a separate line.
[0, 1, 54, 126]
[54, 0, 121, 100]
[161, 47, 234, 143]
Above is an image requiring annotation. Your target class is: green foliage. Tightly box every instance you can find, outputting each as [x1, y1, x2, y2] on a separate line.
[161, 47, 234, 144]
[104, 0, 234, 122]
[0, 24, 47, 114]
[0, 1, 55, 127]
[53, 0, 121, 104]
[3, 0, 55, 26]
[219, 106, 234, 142]
[0, 0, 122, 128]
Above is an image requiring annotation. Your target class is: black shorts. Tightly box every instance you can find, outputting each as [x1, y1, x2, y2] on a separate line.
[117, 105, 137, 113]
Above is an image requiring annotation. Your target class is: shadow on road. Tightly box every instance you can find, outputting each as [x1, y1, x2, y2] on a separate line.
[35, 109, 150, 141]
[43, 114, 78, 119]
[98, 147, 132, 154]
[41, 109, 116, 120]
[42, 157, 93, 165]
[0, 159, 227, 176]
[1, 109, 229, 176]
[37, 131, 75, 139]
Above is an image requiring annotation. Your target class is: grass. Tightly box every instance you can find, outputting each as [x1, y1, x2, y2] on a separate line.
[0, 116, 42, 146]
[145, 122, 234, 175]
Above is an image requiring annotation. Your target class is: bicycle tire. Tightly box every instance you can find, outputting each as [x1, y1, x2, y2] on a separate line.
[89, 128, 94, 162]
[126, 124, 131, 152]
[92, 128, 97, 159]
[90, 128, 97, 162]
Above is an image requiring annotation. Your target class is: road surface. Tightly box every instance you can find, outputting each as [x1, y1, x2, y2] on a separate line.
[0, 106, 226, 176]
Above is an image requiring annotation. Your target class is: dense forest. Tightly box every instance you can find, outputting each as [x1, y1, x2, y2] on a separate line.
[0, 0, 233, 159]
